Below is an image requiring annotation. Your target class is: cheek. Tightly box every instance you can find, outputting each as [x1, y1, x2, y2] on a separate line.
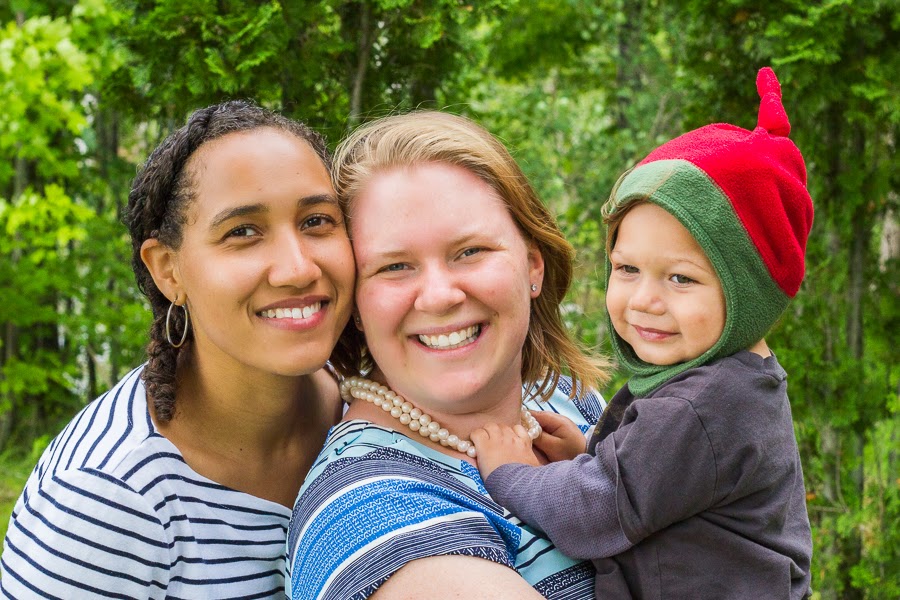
[356, 281, 403, 328]
[181, 255, 256, 305]
[321, 240, 356, 289]
[605, 280, 625, 317]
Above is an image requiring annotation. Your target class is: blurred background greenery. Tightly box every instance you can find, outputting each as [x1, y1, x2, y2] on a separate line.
[0, 0, 897, 596]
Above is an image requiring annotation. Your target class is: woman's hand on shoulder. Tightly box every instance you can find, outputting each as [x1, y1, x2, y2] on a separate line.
[369, 555, 545, 599]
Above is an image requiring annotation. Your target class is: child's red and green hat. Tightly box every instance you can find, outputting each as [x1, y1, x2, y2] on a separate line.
[604, 67, 814, 397]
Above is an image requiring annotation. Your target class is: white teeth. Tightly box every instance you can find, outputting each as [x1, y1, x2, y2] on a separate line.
[418, 325, 480, 350]
[260, 302, 322, 320]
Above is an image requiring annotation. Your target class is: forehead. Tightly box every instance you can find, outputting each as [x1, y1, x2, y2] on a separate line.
[617, 203, 710, 261]
[185, 128, 331, 211]
[189, 127, 322, 179]
[349, 162, 518, 244]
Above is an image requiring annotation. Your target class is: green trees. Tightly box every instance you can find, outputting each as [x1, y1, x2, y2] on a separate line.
[668, 2, 899, 595]
[0, 0, 896, 595]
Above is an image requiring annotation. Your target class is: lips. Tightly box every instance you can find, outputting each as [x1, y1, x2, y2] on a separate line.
[259, 301, 323, 320]
[632, 325, 676, 341]
[417, 324, 481, 350]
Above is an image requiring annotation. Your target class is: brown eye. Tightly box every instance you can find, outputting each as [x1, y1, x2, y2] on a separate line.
[301, 214, 337, 230]
[227, 225, 258, 238]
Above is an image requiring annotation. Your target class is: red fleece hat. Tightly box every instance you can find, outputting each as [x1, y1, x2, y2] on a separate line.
[637, 67, 813, 297]
[605, 67, 815, 396]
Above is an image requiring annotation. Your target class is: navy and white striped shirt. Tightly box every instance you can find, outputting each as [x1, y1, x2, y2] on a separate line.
[1, 367, 292, 599]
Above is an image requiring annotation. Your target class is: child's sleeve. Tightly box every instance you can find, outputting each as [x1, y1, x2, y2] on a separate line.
[483, 395, 718, 559]
[485, 451, 632, 560]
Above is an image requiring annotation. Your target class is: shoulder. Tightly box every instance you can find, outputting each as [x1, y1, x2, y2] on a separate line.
[526, 374, 605, 431]
[3, 366, 293, 598]
[287, 422, 517, 600]
[1, 452, 173, 596]
[31, 366, 159, 481]
[644, 352, 790, 426]
[14, 366, 192, 516]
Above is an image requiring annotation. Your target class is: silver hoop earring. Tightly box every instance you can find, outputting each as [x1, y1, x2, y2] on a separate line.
[530, 284, 538, 293]
[166, 301, 190, 348]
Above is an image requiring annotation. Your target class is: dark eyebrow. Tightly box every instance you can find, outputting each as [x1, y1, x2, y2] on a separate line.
[300, 193, 340, 209]
[209, 204, 268, 229]
[209, 194, 339, 230]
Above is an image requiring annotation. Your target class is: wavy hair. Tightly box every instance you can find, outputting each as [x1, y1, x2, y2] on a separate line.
[123, 100, 361, 421]
[331, 110, 609, 399]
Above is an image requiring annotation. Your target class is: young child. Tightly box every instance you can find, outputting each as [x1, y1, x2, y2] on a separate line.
[472, 67, 814, 599]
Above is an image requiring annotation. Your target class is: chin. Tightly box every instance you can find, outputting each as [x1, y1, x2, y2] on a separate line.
[273, 351, 332, 377]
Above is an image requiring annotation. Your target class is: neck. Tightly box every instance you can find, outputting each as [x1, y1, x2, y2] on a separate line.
[174, 351, 337, 453]
[748, 338, 771, 358]
[152, 350, 342, 506]
[342, 375, 541, 462]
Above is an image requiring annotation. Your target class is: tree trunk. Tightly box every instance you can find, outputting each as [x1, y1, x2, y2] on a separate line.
[0, 139, 29, 451]
[348, 1, 373, 129]
[615, 0, 644, 133]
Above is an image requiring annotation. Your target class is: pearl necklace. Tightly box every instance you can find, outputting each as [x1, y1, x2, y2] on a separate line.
[340, 376, 542, 459]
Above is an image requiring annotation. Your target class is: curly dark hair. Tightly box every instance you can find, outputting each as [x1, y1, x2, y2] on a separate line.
[123, 100, 361, 422]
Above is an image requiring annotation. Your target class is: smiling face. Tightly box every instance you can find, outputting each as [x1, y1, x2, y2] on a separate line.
[606, 202, 725, 366]
[350, 162, 544, 417]
[164, 127, 354, 380]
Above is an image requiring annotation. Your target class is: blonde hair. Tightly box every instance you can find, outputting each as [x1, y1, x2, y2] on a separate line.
[333, 110, 609, 399]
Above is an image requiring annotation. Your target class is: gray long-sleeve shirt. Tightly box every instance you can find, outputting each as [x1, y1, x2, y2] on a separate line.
[485, 351, 812, 599]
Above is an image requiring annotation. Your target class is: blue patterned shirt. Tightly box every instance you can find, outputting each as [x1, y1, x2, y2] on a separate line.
[286, 379, 605, 600]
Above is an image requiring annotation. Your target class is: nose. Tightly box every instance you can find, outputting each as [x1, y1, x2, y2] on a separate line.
[268, 230, 322, 289]
[627, 278, 665, 315]
[413, 265, 466, 315]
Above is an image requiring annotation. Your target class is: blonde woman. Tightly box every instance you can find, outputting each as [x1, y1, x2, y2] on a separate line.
[286, 112, 609, 600]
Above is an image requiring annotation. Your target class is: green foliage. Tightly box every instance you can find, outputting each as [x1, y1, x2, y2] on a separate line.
[0, 14, 92, 184]
[0, 0, 896, 595]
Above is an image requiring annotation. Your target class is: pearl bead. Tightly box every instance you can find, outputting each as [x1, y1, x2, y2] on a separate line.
[339, 377, 542, 460]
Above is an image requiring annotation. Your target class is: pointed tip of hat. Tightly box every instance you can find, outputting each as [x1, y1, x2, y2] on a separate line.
[757, 67, 791, 137]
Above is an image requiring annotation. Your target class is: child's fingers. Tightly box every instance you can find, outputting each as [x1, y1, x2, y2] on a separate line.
[472, 423, 501, 441]
[533, 428, 586, 461]
[513, 424, 533, 444]
[531, 411, 579, 435]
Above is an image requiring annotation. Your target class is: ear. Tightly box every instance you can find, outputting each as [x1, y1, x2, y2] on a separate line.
[527, 241, 545, 298]
[141, 238, 184, 303]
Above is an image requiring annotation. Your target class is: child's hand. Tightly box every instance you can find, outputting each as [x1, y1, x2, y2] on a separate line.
[471, 423, 541, 479]
[531, 412, 587, 462]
